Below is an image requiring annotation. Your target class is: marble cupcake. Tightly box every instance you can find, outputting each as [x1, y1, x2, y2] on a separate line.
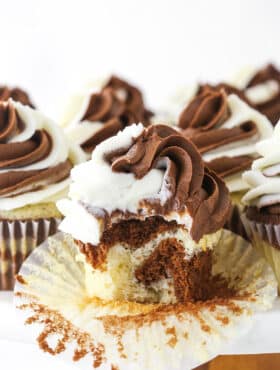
[57, 123, 231, 304]
[177, 86, 273, 237]
[61, 75, 153, 156]
[0, 99, 84, 289]
[14, 123, 277, 370]
[234, 64, 280, 125]
[243, 121, 280, 285]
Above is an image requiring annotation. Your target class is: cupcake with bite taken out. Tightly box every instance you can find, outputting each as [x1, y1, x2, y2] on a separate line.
[177, 85, 273, 237]
[14, 123, 277, 370]
[58, 123, 231, 303]
[60, 75, 153, 157]
[243, 121, 280, 286]
[0, 99, 84, 289]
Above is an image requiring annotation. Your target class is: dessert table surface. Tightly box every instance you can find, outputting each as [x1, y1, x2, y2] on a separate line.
[1, 292, 280, 369]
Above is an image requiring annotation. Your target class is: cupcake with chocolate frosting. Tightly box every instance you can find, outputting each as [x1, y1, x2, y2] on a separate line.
[178, 86, 273, 237]
[236, 64, 280, 125]
[61, 75, 153, 156]
[14, 123, 277, 370]
[243, 121, 280, 285]
[0, 99, 84, 289]
[58, 123, 231, 303]
[0, 85, 34, 107]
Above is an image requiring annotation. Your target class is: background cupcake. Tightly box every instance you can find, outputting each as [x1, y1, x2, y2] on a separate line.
[0, 99, 84, 289]
[177, 86, 274, 237]
[243, 121, 280, 286]
[60, 75, 153, 156]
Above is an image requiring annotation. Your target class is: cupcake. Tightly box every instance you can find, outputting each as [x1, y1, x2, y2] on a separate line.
[14, 124, 277, 370]
[57, 123, 231, 303]
[243, 121, 280, 285]
[234, 64, 280, 125]
[61, 75, 153, 156]
[0, 99, 85, 289]
[0, 85, 34, 107]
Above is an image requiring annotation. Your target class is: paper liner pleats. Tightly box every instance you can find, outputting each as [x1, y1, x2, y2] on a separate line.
[0, 217, 61, 290]
[14, 231, 277, 370]
[245, 218, 280, 286]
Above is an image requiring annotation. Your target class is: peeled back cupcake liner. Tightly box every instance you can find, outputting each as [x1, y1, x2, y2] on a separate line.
[0, 217, 61, 290]
[14, 230, 277, 370]
[243, 217, 280, 287]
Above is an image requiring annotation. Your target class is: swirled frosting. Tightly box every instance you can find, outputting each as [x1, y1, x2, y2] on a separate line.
[243, 122, 280, 217]
[0, 99, 85, 210]
[57, 123, 230, 243]
[62, 76, 152, 155]
[178, 86, 273, 192]
[0, 86, 34, 107]
[244, 64, 280, 125]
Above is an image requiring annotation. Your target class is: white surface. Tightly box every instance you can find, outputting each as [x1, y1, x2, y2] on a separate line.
[0, 0, 279, 119]
[1, 292, 280, 368]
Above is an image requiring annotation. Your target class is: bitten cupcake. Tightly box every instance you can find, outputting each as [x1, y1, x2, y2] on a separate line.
[57, 123, 231, 303]
[234, 64, 280, 125]
[243, 121, 280, 285]
[61, 75, 153, 156]
[0, 85, 34, 107]
[14, 123, 277, 370]
[0, 99, 84, 289]
[178, 86, 273, 236]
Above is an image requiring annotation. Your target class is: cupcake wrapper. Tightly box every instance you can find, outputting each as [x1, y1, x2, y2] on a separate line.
[14, 231, 277, 370]
[243, 217, 280, 286]
[0, 217, 61, 290]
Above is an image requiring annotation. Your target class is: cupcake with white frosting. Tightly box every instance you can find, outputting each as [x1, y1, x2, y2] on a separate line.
[177, 86, 274, 237]
[0, 99, 84, 289]
[61, 75, 153, 156]
[243, 121, 280, 285]
[13, 123, 277, 370]
[57, 123, 231, 303]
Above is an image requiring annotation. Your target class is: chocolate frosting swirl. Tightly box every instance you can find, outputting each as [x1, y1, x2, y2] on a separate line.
[0, 86, 34, 107]
[107, 125, 231, 241]
[178, 86, 259, 179]
[246, 64, 280, 125]
[0, 102, 71, 198]
[80, 76, 152, 153]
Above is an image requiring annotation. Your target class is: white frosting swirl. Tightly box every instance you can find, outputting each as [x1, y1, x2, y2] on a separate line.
[242, 121, 280, 207]
[0, 101, 85, 210]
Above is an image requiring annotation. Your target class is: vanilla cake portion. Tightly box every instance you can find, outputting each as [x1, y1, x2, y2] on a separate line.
[58, 123, 231, 304]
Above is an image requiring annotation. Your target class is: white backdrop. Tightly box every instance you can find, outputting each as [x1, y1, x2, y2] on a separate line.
[0, 0, 279, 119]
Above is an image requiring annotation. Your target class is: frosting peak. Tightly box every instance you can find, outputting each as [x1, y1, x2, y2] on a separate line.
[0, 86, 34, 107]
[63, 76, 152, 154]
[58, 124, 231, 243]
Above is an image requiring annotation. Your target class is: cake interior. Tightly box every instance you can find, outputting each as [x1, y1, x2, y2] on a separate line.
[76, 216, 222, 304]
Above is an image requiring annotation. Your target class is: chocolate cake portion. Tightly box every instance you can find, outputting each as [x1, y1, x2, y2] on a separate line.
[135, 238, 213, 302]
[76, 216, 180, 269]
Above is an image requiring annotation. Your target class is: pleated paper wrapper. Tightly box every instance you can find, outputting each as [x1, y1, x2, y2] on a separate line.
[244, 217, 280, 287]
[0, 217, 61, 290]
[14, 230, 277, 370]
